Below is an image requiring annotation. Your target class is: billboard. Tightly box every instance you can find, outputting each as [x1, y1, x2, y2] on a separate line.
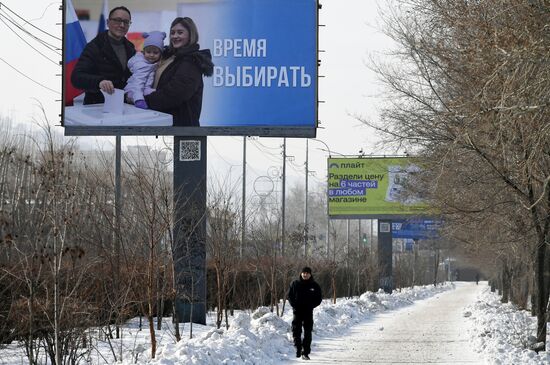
[63, 0, 318, 137]
[391, 218, 441, 239]
[327, 157, 430, 218]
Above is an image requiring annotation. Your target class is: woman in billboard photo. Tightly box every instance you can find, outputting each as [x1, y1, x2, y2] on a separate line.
[71, 6, 136, 105]
[144, 17, 214, 127]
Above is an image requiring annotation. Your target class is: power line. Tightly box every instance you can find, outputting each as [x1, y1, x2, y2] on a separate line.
[249, 139, 282, 164]
[0, 55, 60, 94]
[287, 159, 305, 174]
[29, 2, 59, 22]
[0, 2, 61, 41]
[208, 139, 240, 167]
[0, 9, 60, 53]
[0, 15, 60, 65]
[253, 139, 281, 151]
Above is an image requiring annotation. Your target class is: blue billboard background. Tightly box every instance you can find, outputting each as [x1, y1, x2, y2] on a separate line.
[181, 0, 317, 127]
[392, 219, 441, 239]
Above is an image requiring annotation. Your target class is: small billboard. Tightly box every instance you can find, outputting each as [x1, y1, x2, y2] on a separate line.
[391, 218, 441, 239]
[63, 0, 318, 137]
[327, 157, 430, 218]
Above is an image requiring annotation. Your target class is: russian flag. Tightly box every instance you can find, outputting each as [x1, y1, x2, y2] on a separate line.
[64, 0, 87, 106]
[97, 0, 108, 34]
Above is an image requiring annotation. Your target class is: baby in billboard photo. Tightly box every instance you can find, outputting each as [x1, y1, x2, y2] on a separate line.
[124, 31, 166, 110]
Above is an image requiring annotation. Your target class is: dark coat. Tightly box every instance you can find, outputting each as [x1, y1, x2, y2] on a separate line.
[145, 44, 214, 127]
[71, 31, 136, 105]
[287, 276, 323, 313]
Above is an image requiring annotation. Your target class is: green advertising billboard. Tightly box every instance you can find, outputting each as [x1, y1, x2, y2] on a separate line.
[327, 157, 429, 218]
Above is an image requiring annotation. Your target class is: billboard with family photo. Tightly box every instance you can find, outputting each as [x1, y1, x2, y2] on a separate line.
[63, 0, 318, 137]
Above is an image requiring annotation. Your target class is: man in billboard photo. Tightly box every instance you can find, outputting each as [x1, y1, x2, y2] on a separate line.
[287, 266, 323, 360]
[71, 6, 136, 105]
[144, 17, 213, 127]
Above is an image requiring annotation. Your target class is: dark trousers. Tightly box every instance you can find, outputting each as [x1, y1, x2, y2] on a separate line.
[292, 310, 313, 355]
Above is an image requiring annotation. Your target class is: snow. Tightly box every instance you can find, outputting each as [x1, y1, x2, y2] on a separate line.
[1, 282, 549, 364]
[290, 281, 482, 364]
[466, 285, 550, 365]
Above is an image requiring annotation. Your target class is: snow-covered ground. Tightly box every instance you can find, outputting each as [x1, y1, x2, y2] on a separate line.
[466, 284, 549, 365]
[1, 282, 548, 364]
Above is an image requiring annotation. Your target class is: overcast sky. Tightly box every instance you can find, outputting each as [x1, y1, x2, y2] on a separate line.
[0, 0, 395, 193]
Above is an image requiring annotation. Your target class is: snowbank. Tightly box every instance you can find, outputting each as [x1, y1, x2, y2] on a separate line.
[465, 285, 549, 365]
[145, 283, 454, 364]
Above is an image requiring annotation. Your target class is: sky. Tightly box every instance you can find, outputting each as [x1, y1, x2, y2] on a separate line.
[2, 281, 548, 364]
[0, 0, 393, 193]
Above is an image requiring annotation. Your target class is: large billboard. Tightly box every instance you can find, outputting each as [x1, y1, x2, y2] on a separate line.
[327, 157, 430, 218]
[63, 0, 318, 137]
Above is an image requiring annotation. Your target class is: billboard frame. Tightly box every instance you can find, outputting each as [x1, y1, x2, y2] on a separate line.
[61, 0, 320, 138]
[63, 125, 316, 137]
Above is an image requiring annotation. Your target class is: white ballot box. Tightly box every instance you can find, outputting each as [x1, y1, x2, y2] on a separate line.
[65, 104, 173, 127]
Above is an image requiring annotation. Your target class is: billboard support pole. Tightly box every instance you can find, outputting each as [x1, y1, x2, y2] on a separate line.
[241, 137, 246, 258]
[378, 219, 393, 293]
[173, 136, 207, 324]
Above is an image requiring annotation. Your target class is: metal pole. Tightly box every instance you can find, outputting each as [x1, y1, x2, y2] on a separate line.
[241, 137, 246, 258]
[370, 219, 374, 251]
[304, 139, 309, 257]
[325, 147, 330, 259]
[346, 219, 350, 264]
[281, 138, 286, 257]
[115, 135, 121, 257]
[114, 135, 121, 339]
[346, 219, 351, 297]
[326, 217, 330, 259]
[358, 219, 361, 250]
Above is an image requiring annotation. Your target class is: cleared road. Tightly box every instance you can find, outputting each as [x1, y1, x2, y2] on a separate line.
[289, 282, 484, 364]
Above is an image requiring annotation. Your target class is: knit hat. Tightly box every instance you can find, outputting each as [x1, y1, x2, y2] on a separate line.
[142, 31, 166, 51]
[301, 267, 312, 274]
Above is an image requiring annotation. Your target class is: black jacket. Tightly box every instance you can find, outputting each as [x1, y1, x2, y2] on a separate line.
[287, 276, 323, 312]
[145, 44, 214, 127]
[71, 31, 136, 105]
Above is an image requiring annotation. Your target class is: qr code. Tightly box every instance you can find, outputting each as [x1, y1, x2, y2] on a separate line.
[179, 140, 201, 161]
[379, 222, 391, 233]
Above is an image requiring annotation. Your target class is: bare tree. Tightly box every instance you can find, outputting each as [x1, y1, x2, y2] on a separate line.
[207, 173, 240, 328]
[122, 146, 173, 359]
[368, 0, 550, 349]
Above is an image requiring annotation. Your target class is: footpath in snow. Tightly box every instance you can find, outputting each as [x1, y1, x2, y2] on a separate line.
[148, 281, 549, 365]
[3, 281, 550, 364]
[287, 281, 482, 364]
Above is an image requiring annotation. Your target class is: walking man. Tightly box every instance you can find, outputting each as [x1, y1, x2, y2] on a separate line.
[287, 266, 322, 360]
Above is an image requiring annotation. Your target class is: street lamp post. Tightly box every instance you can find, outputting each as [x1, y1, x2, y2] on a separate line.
[304, 139, 309, 257]
[241, 137, 246, 258]
[281, 138, 286, 257]
[308, 138, 339, 259]
[303, 138, 350, 260]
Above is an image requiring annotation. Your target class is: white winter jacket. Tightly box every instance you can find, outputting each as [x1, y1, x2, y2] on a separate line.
[124, 53, 157, 101]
